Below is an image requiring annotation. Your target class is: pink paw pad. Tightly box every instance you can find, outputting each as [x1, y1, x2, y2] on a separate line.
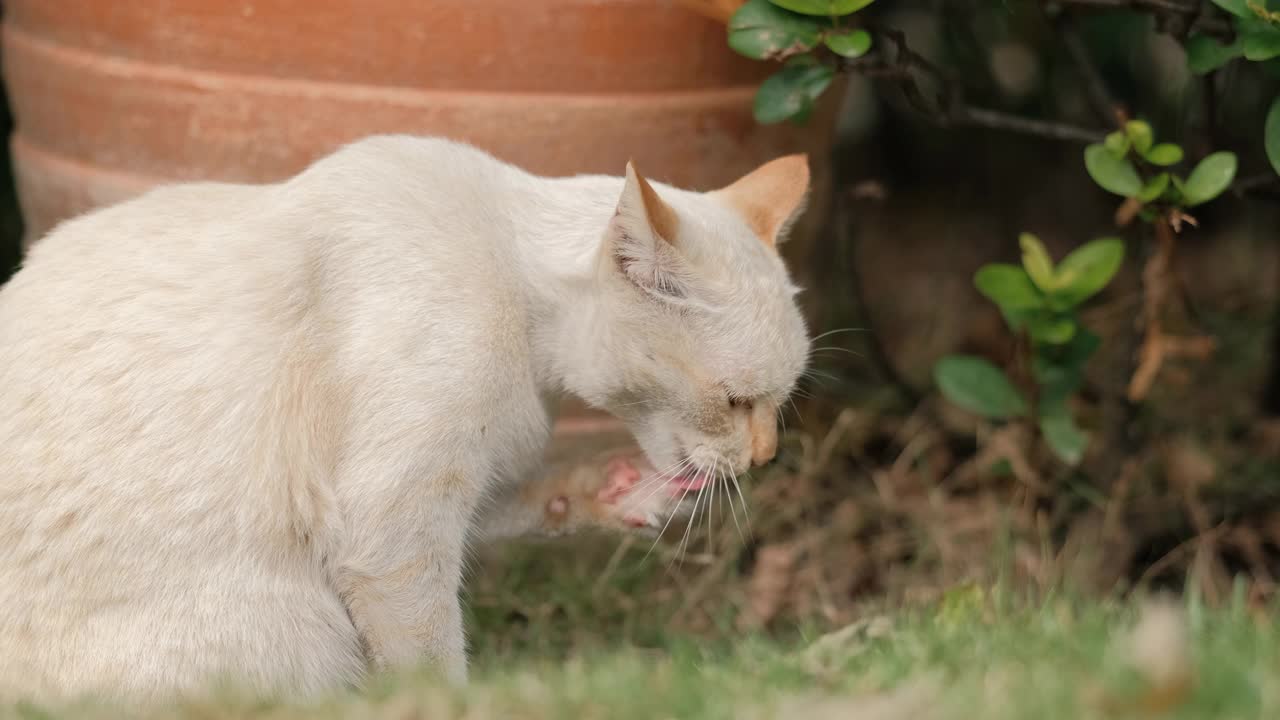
[597, 457, 641, 505]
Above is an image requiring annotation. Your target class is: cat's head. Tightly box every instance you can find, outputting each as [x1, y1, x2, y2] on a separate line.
[585, 156, 811, 486]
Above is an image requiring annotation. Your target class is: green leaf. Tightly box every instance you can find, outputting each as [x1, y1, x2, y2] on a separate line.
[1029, 316, 1078, 345]
[1125, 120, 1154, 155]
[1019, 233, 1056, 290]
[999, 306, 1033, 332]
[1181, 151, 1238, 206]
[824, 28, 872, 57]
[752, 63, 834, 123]
[1104, 131, 1130, 157]
[1144, 144, 1184, 166]
[1035, 364, 1082, 413]
[1051, 237, 1125, 306]
[1040, 411, 1088, 465]
[1243, 27, 1280, 61]
[768, 0, 876, 16]
[1137, 173, 1171, 202]
[1211, 0, 1252, 17]
[934, 355, 1028, 419]
[1266, 95, 1280, 177]
[1084, 144, 1143, 197]
[1061, 328, 1102, 370]
[1034, 329, 1101, 383]
[974, 264, 1044, 312]
[1186, 34, 1244, 74]
[728, 0, 824, 60]
[1034, 331, 1098, 406]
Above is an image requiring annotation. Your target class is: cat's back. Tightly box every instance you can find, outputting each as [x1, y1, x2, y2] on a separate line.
[0, 134, 534, 492]
[0, 135, 516, 379]
[1, 178, 293, 342]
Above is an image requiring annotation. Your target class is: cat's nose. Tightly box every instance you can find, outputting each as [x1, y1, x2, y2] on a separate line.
[749, 402, 778, 466]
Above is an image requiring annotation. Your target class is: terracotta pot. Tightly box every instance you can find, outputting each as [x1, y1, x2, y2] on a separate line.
[2, 0, 838, 434]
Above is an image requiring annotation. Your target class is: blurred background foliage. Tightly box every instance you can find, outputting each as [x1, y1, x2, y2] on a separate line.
[468, 0, 1280, 656]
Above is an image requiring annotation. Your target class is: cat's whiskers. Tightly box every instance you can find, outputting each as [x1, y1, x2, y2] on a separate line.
[799, 368, 839, 385]
[723, 463, 747, 545]
[783, 394, 804, 429]
[670, 500, 696, 568]
[671, 458, 710, 568]
[622, 456, 694, 514]
[808, 327, 868, 343]
[707, 457, 720, 556]
[613, 398, 656, 408]
[642, 459, 700, 562]
[687, 470, 708, 558]
[694, 456, 722, 557]
[624, 454, 690, 498]
[807, 345, 866, 360]
[730, 469, 754, 540]
[650, 480, 697, 564]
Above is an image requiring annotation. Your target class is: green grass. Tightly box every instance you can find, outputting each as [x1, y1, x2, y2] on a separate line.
[6, 591, 1276, 720]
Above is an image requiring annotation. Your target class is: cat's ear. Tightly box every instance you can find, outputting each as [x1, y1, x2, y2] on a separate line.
[608, 161, 691, 300]
[714, 154, 810, 250]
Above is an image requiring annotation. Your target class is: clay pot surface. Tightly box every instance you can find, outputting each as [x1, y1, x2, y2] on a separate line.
[5, 1, 836, 237]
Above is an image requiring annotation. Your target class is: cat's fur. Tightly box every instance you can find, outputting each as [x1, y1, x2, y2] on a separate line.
[0, 135, 810, 702]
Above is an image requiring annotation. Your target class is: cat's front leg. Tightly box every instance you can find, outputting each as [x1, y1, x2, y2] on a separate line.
[332, 465, 481, 685]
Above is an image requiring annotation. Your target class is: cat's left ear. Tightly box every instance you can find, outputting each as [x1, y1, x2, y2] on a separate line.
[608, 161, 693, 300]
[713, 154, 810, 250]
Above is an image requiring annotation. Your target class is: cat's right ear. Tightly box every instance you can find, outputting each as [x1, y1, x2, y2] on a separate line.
[608, 161, 692, 301]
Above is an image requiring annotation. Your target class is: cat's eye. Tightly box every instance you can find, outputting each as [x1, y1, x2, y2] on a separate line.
[727, 395, 753, 411]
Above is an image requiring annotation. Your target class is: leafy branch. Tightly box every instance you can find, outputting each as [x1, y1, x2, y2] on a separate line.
[727, 0, 1113, 142]
[723, 0, 1280, 185]
[1081, 121, 1235, 400]
[843, 27, 1113, 142]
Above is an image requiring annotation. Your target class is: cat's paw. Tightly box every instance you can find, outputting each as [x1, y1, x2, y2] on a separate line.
[592, 455, 692, 535]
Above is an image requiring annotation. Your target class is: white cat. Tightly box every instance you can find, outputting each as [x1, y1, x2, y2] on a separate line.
[0, 135, 811, 702]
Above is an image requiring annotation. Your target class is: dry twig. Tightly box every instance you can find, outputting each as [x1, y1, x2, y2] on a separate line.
[1128, 219, 1218, 401]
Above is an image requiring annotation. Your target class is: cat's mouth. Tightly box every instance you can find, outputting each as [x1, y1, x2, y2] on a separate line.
[667, 464, 710, 492]
[657, 447, 714, 492]
[625, 452, 709, 492]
